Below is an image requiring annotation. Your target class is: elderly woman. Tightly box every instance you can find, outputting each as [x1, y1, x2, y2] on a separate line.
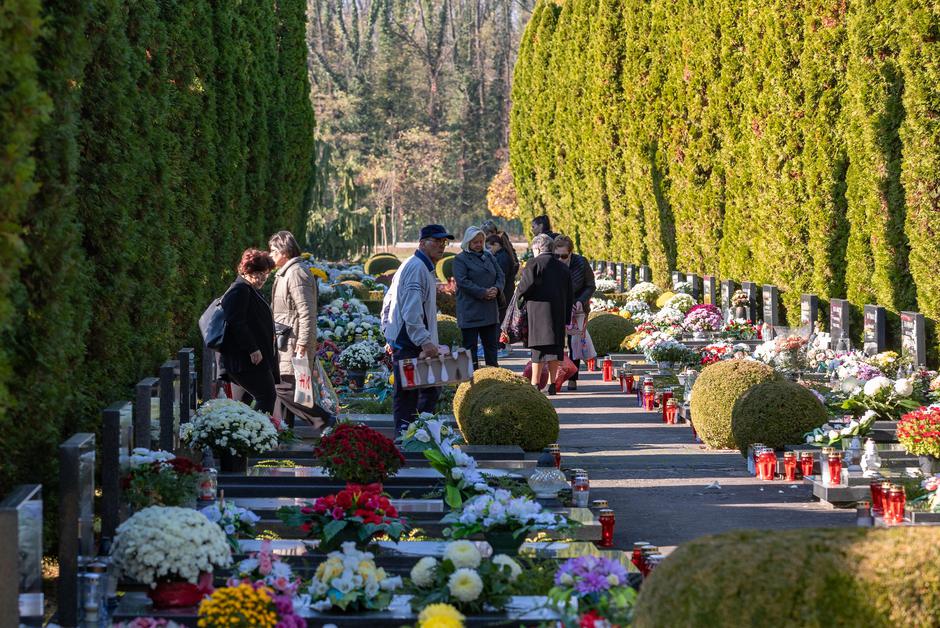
[553, 234, 595, 391]
[515, 233, 573, 394]
[453, 226, 505, 368]
[219, 249, 278, 412]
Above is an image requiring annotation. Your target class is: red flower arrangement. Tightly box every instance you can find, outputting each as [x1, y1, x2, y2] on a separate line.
[122, 457, 205, 509]
[276, 483, 408, 552]
[699, 343, 731, 366]
[897, 405, 940, 458]
[314, 423, 405, 484]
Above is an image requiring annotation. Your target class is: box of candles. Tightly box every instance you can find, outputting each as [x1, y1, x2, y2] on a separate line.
[398, 347, 475, 390]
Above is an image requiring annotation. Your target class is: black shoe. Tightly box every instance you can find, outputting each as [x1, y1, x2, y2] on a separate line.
[547, 383, 556, 395]
[567, 381, 577, 391]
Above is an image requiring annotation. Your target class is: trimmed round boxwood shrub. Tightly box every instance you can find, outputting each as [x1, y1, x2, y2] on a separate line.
[634, 527, 940, 627]
[339, 280, 369, 299]
[585, 314, 635, 356]
[436, 314, 461, 348]
[436, 289, 457, 317]
[689, 359, 779, 449]
[456, 379, 559, 451]
[452, 366, 527, 421]
[364, 254, 401, 276]
[731, 380, 828, 455]
[435, 255, 456, 282]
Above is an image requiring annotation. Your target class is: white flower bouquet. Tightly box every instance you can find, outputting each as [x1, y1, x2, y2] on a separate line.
[653, 306, 685, 327]
[626, 281, 661, 305]
[397, 413, 465, 453]
[337, 340, 383, 371]
[180, 398, 279, 457]
[673, 280, 692, 294]
[303, 542, 402, 611]
[590, 298, 618, 313]
[423, 441, 489, 509]
[664, 292, 696, 314]
[644, 339, 695, 365]
[122, 447, 175, 470]
[228, 539, 299, 596]
[112, 506, 232, 586]
[441, 489, 568, 540]
[407, 541, 521, 614]
[595, 278, 618, 293]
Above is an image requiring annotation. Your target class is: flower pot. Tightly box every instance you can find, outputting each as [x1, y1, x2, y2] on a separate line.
[216, 449, 248, 473]
[919, 455, 940, 477]
[734, 306, 747, 320]
[347, 369, 367, 390]
[148, 575, 211, 609]
[484, 530, 525, 556]
[316, 527, 369, 554]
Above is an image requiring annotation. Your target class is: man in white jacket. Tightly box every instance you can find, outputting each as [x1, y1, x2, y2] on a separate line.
[382, 224, 454, 433]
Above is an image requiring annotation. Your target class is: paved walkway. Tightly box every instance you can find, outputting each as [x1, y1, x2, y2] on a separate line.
[501, 353, 853, 550]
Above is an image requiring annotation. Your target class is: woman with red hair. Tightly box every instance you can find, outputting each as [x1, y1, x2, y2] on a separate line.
[218, 248, 278, 412]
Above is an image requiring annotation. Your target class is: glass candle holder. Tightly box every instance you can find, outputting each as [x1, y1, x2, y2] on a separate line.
[548, 444, 561, 468]
[783, 452, 797, 481]
[403, 360, 417, 387]
[572, 474, 590, 508]
[603, 358, 614, 382]
[591, 499, 609, 510]
[664, 398, 678, 424]
[632, 542, 650, 569]
[598, 509, 615, 548]
[661, 389, 674, 422]
[587, 357, 596, 371]
[826, 454, 842, 486]
[887, 487, 906, 524]
[799, 452, 814, 478]
[625, 374, 635, 394]
[199, 468, 218, 501]
[870, 480, 884, 515]
[643, 384, 656, 411]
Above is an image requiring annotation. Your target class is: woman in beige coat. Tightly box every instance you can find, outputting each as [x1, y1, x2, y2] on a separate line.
[268, 231, 330, 426]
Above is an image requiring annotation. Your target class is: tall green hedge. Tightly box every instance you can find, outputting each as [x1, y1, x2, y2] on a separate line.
[0, 0, 315, 503]
[512, 0, 940, 352]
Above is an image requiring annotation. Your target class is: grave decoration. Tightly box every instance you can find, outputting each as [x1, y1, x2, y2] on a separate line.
[396, 412, 465, 453]
[423, 441, 489, 509]
[897, 405, 940, 470]
[752, 334, 808, 374]
[406, 540, 521, 614]
[197, 581, 305, 627]
[441, 490, 569, 555]
[337, 339, 385, 388]
[417, 603, 465, 628]
[730, 289, 749, 319]
[663, 292, 695, 314]
[227, 540, 301, 596]
[180, 399, 279, 472]
[314, 422, 405, 484]
[302, 542, 402, 611]
[121, 449, 204, 509]
[199, 500, 261, 553]
[833, 374, 925, 421]
[548, 556, 635, 628]
[683, 304, 723, 336]
[719, 319, 759, 340]
[112, 506, 231, 608]
[625, 281, 661, 306]
[276, 483, 408, 552]
[642, 338, 696, 370]
[911, 475, 940, 513]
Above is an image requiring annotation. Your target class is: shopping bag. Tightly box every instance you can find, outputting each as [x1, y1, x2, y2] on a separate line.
[522, 356, 579, 389]
[568, 308, 597, 361]
[292, 356, 314, 407]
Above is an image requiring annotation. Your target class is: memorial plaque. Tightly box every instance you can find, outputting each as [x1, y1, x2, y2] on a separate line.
[762, 285, 780, 327]
[615, 263, 625, 292]
[0, 484, 43, 623]
[625, 264, 637, 290]
[639, 265, 652, 282]
[58, 433, 96, 628]
[159, 361, 178, 451]
[687, 274, 702, 300]
[800, 294, 819, 327]
[703, 275, 717, 306]
[900, 311, 927, 367]
[102, 401, 132, 540]
[134, 377, 158, 449]
[741, 281, 759, 321]
[829, 298, 850, 351]
[720, 280, 736, 316]
[178, 347, 195, 423]
[863, 304, 886, 356]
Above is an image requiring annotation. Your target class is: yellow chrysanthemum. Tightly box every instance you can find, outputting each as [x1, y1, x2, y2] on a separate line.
[310, 267, 328, 281]
[197, 583, 277, 628]
[418, 603, 465, 628]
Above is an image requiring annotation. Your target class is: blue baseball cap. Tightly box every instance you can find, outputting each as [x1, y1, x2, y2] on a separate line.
[419, 224, 454, 240]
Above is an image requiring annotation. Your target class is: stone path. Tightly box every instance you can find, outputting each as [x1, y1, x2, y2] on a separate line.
[500, 353, 854, 550]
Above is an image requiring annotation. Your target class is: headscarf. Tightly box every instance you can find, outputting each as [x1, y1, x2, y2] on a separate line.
[461, 226, 485, 253]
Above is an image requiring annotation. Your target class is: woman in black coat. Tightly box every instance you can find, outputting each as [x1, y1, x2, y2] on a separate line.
[219, 248, 279, 412]
[515, 234, 573, 394]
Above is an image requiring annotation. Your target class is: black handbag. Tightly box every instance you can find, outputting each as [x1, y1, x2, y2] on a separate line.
[275, 322, 292, 351]
[199, 295, 228, 349]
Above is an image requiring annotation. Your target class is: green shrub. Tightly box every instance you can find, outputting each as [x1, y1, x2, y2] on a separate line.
[585, 313, 635, 356]
[338, 280, 369, 299]
[364, 254, 401, 276]
[689, 359, 779, 449]
[453, 367, 527, 423]
[436, 314, 461, 348]
[456, 379, 559, 451]
[730, 380, 829, 455]
[436, 289, 457, 317]
[634, 527, 940, 627]
[435, 255, 456, 282]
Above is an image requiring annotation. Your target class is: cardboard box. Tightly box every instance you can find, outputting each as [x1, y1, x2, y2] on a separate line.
[398, 348, 474, 389]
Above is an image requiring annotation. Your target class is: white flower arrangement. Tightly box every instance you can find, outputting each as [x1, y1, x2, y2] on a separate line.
[443, 540, 483, 569]
[397, 413, 465, 452]
[408, 542, 521, 613]
[626, 281, 661, 305]
[673, 280, 692, 294]
[338, 339, 383, 371]
[112, 506, 232, 586]
[442, 489, 568, 538]
[304, 542, 401, 611]
[594, 278, 618, 293]
[654, 306, 686, 326]
[229, 539, 299, 595]
[199, 500, 261, 552]
[122, 447, 175, 470]
[180, 398, 279, 457]
[590, 298, 618, 313]
[664, 292, 696, 314]
[644, 338, 694, 364]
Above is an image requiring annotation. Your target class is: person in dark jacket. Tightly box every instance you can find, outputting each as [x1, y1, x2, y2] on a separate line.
[219, 249, 279, 412]
[515, 233, 573, 394]
[454, 227, 505, 369]
[553, 234, 595, 390]
[486, 234, 514, 348]
[531, 214, 559, 240]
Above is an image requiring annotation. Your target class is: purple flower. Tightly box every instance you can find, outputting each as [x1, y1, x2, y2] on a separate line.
[575, 571, 611, 594]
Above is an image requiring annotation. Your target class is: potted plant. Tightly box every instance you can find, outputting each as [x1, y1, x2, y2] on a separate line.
[396, 412, 465, 453]
[111, 506, 232, 608]
[197, 581, 305, 626]
[338, 340, 383, 389]
[898, 405, 940, 475]
[303, 543, 402, 611]
[441, 489, 569, 555]
[684, 304, 723, 338]
[276, 483, 408, 552]
[407, 541, 521, 615]
[122, 452, 204, 510]
[731, 289, 750, 319]
[227, 539, 300, 595]
[549, 556, 636, 627]
[314, 423, 405, 484]
[644, 339, 695, 372]
[180, 399, 280, 473]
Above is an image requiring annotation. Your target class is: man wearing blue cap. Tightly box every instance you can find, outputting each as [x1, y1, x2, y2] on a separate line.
[381, 224, 454, 433]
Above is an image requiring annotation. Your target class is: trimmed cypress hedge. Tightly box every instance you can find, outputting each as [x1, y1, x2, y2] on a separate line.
[0, 0, 315, 507]
[511, 0, 940, 355]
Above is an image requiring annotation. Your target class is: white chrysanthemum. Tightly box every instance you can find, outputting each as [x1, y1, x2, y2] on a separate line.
[410, 556, 439, 588]
[492, 554, 522, 581]
[863, 376, 892, 397]
[448, 568, 484, 602]
[444, 541, 482, 569]
[894, 378, 914, 397]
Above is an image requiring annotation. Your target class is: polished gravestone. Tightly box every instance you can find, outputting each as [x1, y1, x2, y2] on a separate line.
[829, 298, 851, 350]
[863, 304, 887, 356]
[624, 263, 637, 290]
[740, 281, 759, 322]
[720, 279, 735, 318]
[58, 433, 96, 628]
[702, 275, 717, 306]
[801, 293, 819, 327]
[762, 285, 780, 328]
[0, 484, 43, 626]
[686, 273, 702, 301]
[901, 311, 927, 367]
[639, 265, 652, 283]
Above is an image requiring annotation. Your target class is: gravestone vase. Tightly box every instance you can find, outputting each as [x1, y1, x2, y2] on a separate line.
[484, 529, 525, 556]
[148, 573, 212, 609]
[217, 449, 248, 473]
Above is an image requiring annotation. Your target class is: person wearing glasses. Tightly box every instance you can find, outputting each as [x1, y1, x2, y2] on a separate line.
[553, 234, 595, 391]
[381, 224, 454, 433]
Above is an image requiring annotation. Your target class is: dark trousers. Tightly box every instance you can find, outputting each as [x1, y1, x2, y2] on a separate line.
[392, 344, 441, 435]
[275, 374, 332, 429]
[461, 324, 500, 369]
[228, 367, 277, 413]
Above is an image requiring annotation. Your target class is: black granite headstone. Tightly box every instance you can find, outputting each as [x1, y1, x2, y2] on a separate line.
[900, 311, 927, 367]
[615, 263, 625, 292]
[159, 361, 177, 451]
[0, 484, 43, 624]
[741, 281, 759, 321]
[703, 275, 717, 306]
[829, 298, 850, 351]
[58, 433, 96, 628]
[101, 401, 131, 541]
[134, 377, 158, 449]
[687, 274, 702, 300]
[762, 285, 780, 327]
[800, 294, 819, 327]
[639, 265, 652, 282]
[178, 347, 195, 423]
[720, 280, 736, 317]
[863, 304, 887, 356]
[625, 264, 637, 290]
[202, 342, 217, 403]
